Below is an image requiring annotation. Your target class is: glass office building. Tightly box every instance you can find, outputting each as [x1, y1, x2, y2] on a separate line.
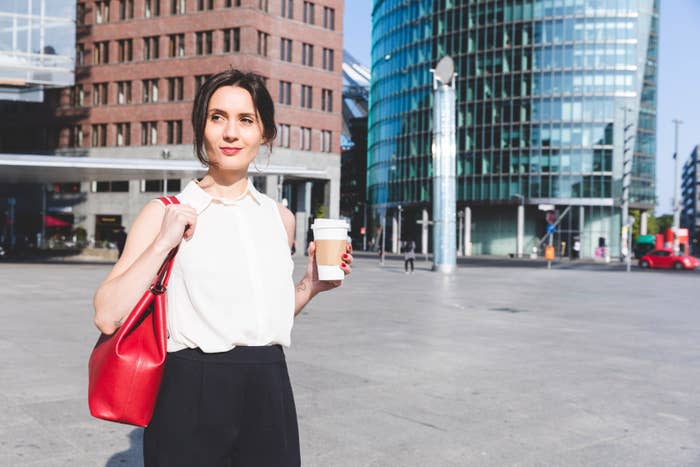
[369, 0, 658, 257]
[0, 0, 75, 101]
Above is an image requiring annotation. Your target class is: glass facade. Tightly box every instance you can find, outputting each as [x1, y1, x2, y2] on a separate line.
[369, 0, 658, 256]
[0, 1, 75, 89]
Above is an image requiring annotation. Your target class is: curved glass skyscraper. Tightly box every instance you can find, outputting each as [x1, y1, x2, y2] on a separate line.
[369, 0, 658, 257]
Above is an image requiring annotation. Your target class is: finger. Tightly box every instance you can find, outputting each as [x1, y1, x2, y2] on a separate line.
[340, 262, 352, 275]
[307, 241, 315, 256]
[342, 253, 353, 264]
[346, 242, 352, 253]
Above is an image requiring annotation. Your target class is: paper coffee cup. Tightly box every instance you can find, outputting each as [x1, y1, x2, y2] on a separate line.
[311, 219, 350, 281]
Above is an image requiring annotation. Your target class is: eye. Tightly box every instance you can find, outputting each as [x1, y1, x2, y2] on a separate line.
[240, 116, 255, 125]
[210, 113, 224, 122]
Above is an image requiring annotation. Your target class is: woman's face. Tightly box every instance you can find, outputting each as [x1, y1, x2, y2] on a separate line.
[204, 85, 264, 172]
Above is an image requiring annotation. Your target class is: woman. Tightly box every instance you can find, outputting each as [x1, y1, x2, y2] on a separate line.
[92, 70, 353, 466]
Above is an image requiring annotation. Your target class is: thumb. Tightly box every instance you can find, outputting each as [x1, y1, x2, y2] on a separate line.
[307, 241, 316, 257]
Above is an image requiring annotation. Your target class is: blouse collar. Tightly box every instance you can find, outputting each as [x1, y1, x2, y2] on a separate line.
[182, 178, 264, 213]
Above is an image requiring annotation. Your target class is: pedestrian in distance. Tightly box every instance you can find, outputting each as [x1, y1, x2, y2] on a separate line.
[92, 70, 353, 467]
[403, 240, 416, 273]
[113, 225, 127, 258]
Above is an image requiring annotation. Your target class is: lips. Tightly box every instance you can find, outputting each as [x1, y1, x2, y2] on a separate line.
[220, 147, 242, 155]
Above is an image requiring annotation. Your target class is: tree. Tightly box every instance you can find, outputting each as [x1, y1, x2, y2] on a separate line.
[655, 214, 673, 234]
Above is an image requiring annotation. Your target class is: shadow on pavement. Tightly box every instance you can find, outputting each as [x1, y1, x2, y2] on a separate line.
[105, 428, 143, 467]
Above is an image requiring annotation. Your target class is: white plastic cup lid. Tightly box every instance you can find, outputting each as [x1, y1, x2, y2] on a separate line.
[311, 219, 349, 230]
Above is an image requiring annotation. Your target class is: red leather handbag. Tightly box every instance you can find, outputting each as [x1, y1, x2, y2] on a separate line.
[88, 195, 180, 427]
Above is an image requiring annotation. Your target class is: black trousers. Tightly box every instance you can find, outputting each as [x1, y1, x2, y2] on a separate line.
[143, 345, 300, 467]
[404, 258, 414, 272]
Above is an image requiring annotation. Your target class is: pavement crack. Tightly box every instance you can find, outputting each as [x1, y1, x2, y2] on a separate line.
[380, 410, 448, 432]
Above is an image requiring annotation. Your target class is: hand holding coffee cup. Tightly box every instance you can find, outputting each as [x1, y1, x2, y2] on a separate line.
[311, 219, 351, 281]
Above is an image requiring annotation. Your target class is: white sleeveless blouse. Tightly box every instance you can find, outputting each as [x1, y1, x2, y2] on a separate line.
[165, 179, 295, 353]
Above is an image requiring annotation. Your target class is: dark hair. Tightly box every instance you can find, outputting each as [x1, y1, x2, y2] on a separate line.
[191, 69, 276, 167]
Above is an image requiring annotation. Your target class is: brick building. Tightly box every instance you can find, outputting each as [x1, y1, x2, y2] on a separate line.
[0, 0, 343, 249]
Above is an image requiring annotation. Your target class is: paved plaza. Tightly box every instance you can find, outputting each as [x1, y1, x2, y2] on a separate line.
[0, 256, 699, 466]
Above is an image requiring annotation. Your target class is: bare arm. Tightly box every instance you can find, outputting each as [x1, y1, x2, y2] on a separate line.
[92, 200, 197, 335]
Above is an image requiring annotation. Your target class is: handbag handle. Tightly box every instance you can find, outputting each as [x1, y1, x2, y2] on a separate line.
[150, 195, 180, 295]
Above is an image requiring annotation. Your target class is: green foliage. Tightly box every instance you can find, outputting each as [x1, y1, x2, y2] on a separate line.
[655, 214, 673, 234]
[73, 227, 87, 242]
[314, 203, 327, 219]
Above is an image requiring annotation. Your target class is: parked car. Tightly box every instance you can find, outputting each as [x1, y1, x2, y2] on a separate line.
[639, 249, 699, 270]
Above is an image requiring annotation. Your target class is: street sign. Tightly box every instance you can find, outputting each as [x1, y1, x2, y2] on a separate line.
[538, 204, 555, 211]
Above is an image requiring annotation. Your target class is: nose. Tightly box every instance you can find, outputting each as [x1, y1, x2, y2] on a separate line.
[222, 119, 239, 141]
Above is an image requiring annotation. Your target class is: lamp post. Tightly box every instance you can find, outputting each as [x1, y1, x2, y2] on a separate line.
[397, 204, 403, 247]
[161, 148, 170, 195]
[672, 118, 683, 255]
[512, 193, 525, 258]
[457, 209, 464, 256]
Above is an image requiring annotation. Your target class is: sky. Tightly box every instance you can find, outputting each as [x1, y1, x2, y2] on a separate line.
[343, 1, 700, 216]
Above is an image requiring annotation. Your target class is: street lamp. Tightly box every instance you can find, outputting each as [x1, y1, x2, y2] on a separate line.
[397, 204, 403, 247]
[512, 193, 525, 258]
[672, 118, 683, 255]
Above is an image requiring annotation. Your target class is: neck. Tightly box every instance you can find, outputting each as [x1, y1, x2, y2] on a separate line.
[198, 169, 249, 199]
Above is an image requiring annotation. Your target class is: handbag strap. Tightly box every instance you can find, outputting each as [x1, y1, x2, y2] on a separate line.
[150, 196, 180, 294]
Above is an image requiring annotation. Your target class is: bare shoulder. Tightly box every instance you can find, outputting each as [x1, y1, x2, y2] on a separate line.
[276, 203, 296, 247]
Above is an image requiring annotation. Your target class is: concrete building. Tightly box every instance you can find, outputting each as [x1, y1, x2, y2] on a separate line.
[0, 0, 343, 252]
[369, 0, 658, 258]
[681, 145, 700, 255]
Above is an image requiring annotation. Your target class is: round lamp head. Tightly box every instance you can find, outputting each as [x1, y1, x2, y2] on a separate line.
[435, 56, 454, 84]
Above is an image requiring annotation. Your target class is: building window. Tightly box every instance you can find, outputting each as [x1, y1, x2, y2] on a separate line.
[71, 85, 85, 107]
[301, 43, 313, 66]
[91, 124, 108, 147]
[92, 82, 108, 106]
[257, 31, 269, 56]
[168, 33, 185, 57]
[167, 77, 184, 101]
[321, 129, 331, 152]
[76, 43, 85, 66]
[281, 0, 293, 19]
[119, 0, 134, 19]
[77, 3, 87, 25]
[141, 121, 158, 145]
[93, 41, 109, 65]
[198, 0, 214, 10]
[196, 31, 213, 55]
[300, 84, 312, 108]
[322, 47, 334, 71]
[300, 127, 311, 151]
[95, 1, 110, 24]
[145, 0, 161, 17]
[93, 182, 129, 193]
[115, 122, 131, 146]
[321, 88, 332, 112]
[277, 123, 290, 148]
[69, 126, 84, 147]
[278, 80, 291, 105]
[167, 120, 183, 144]
[142, 179, 182, 192]
[170, 0, 185, 14]
[323, 6, 334, 30]
[303, 1, 314, 24]
[143, 36, 160, 60]
[117, 39, 133, 62]
[142, 79, 159, 103]
[225, 0, 241, 6]
[280, 38, 292, 62]
[259, 0, 269, 12]
[195, 74, 212, 93]
[223, 28, 240, 53]
[116, 80, 132, 104]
